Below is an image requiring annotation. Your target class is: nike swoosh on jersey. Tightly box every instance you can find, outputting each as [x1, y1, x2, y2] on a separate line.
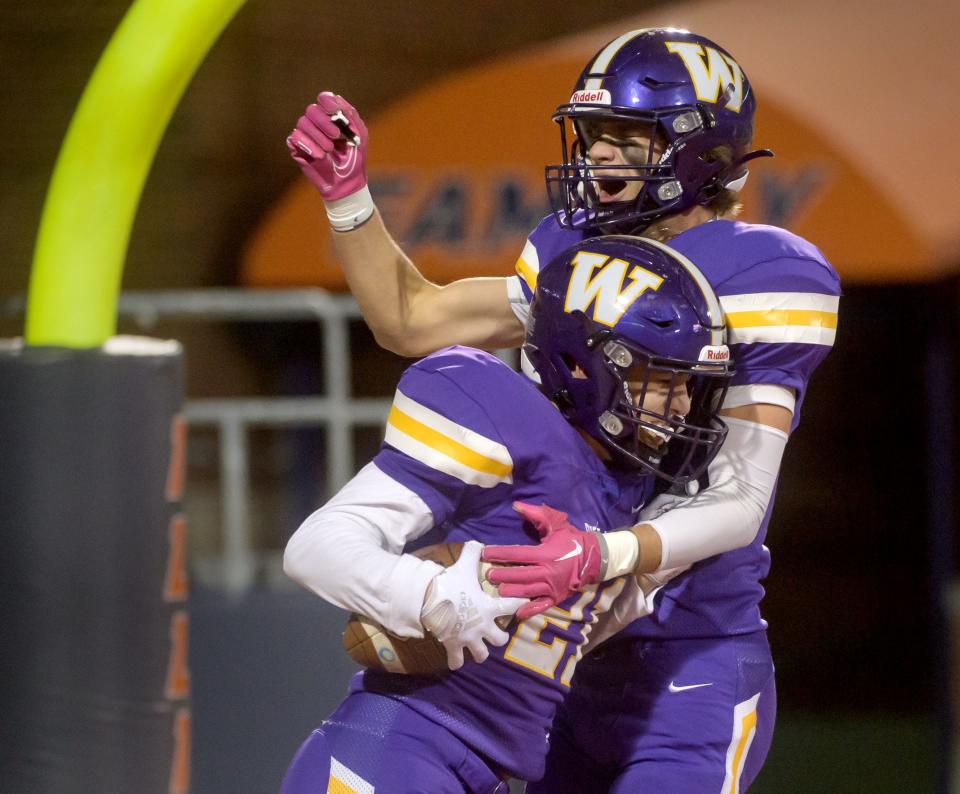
[667, 681, 713, 693]
[555, 540, 582, 562]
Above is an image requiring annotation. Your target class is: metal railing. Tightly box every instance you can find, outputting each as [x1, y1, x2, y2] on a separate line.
[4, 289, 393, 594]
[122, 289, 395, 594]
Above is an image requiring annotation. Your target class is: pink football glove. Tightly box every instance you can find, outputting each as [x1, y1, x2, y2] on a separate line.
[481, 502, 602, 619]
[286, 91, 369, 204]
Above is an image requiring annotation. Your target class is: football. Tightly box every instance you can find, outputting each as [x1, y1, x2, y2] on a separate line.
[342, 542, 504, 675]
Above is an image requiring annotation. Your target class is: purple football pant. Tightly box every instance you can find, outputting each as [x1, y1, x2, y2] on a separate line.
[527, 631, 775, 794]
[281, 691, 508, 794]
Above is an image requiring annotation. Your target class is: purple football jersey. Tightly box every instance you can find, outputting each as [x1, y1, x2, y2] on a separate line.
[355, 347, 651, 781]
[511, 214, 841, 640]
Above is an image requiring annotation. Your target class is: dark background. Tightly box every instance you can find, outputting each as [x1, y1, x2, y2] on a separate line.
[2, 2, 958, 792]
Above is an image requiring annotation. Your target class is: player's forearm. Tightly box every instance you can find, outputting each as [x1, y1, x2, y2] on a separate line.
[329, 210, 438, 355]
[283, 463, 443, 637]
[284, 510, 442, 638]
[600, 416, 789, 579]
[330, 211, 524, 356]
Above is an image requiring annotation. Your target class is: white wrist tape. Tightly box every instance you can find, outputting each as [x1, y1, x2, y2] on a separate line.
[324, 185, 375, 231]
[599, 530, 640, 580]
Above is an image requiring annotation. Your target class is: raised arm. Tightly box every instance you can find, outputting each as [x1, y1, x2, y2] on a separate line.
[287, 92, 524, 357]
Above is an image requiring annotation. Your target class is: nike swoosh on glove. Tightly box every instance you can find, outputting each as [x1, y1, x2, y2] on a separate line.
[286, 92, 369, 202]
[420, 541, 527, 671]
[481, 502, 602, 619]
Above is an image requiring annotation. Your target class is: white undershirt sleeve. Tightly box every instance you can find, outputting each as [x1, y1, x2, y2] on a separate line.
[506, 275, 531, 325]
[641, 416, 789, 569]
[282, 462, 444, 638]
[722, 383, 797, 412]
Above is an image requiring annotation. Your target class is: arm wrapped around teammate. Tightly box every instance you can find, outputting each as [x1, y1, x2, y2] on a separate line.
[284, 463, 525, 667]
[638, 414, 788, 569]
[283, 463, 441, 638]
[483, 412, 789, 607]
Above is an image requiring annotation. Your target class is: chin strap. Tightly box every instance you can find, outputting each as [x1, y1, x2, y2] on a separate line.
[698, 148, 775, 202]
[725, 148, 775, 192]
[738, 148, 776, 165]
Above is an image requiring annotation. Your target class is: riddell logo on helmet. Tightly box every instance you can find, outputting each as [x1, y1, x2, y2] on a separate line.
[570, 89, 611, 105]
[698, 345, 730, 362]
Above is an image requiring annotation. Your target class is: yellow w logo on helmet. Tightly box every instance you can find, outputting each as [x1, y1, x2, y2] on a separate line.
[665, 41, 745, 112]
[563, 251, 664, 327]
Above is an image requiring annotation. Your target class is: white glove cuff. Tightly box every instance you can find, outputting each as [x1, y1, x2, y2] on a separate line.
[387, 556, 444, 638]
[420, 578, 454, 637]
[325, 185, 375, 231]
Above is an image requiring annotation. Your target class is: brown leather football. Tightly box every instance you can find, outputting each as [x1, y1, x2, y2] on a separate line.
[342, 542, 503, 675]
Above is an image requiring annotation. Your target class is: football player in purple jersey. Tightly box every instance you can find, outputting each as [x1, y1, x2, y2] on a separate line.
[280, 237, 732, 792]
[286, 27, 840, 792]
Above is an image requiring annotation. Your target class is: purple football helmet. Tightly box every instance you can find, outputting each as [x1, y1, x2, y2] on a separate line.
[525, 235, 732, 483]
[546, 28, 772, 233]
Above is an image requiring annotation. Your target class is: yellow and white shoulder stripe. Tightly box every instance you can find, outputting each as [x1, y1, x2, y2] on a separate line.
[721, 292, 838, 346]
[514, 238, 540, 293]
[385, 389, 513, 488]
[328, 756, 374, 794]
[722, 692, 760, 794]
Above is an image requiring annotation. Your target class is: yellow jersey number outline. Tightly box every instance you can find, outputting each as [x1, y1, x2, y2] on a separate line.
[503, 577, 627, 686]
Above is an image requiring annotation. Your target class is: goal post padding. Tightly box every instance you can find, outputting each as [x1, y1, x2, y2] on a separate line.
[0, 337, 190, 793]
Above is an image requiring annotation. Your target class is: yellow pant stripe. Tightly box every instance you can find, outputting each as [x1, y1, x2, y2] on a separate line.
[725, 708, 758, 794]
[327, 757, 374, 794]
[327, 776, 359, 794]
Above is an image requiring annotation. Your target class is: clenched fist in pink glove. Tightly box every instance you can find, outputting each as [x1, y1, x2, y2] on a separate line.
[482, 502, 603, 620]
[286, 92, 374, 231]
